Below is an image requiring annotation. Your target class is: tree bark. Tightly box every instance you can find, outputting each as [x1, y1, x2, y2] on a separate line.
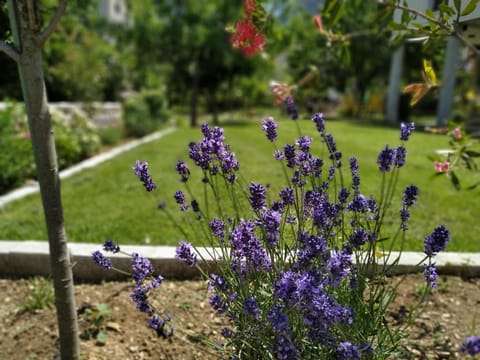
[7, 1, 80, 359]
[190, 57, 199, 127]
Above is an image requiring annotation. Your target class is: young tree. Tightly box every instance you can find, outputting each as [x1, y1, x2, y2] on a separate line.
[1, 1, 80, 359]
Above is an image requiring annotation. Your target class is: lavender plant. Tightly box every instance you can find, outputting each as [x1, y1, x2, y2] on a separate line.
[93, 113, 453, 359]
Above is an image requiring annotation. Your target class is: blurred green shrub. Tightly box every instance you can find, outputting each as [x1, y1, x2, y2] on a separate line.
[98, 126, 125, 146]
[0, 102, 102, 194]
[122, 89, 170, 138]
[52, 108, 101, 169]
[0, 102, 35, 193]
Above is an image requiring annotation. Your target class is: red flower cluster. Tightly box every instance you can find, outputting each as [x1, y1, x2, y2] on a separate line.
[230, 20, 265, 56]
[230, 0, 265, 56]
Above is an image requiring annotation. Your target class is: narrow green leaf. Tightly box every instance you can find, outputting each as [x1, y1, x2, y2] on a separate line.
[465, 150, 480, 157]
[453, 0, 461, 13]
[425, 8, 435, 18]
[450, 171, 461, 190]
[466, 181, 480, 190]
[461, 0, 480, 16]
[439, 3, 456, 16]
[329, 1, 346, 27]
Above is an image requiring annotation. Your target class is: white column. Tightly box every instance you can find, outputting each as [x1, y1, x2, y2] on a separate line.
[386, 45, 405, 124]
[437, 37, 461, 126]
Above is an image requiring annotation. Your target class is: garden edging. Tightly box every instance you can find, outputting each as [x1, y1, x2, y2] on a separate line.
[0, 240, 479, 280]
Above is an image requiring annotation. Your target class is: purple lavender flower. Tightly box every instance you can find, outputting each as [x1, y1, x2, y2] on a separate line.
[175, 241, 197, 267]
[267, 304, 289, 332]
[328, 165, 336, 181]
[349, 157, 360, 191]
[423, 263, 439, 288]
[175, 160, 190, 182]
[132, 160, 156, 192]
[249, 183, 267, 212]
[191, 200, 200, 212]
[92, 250, 112, 269]
[424, 225, 451, 256]
[261, 116, 278, 142]
[220, 150, 239, 175]
[130, 285, 150, 313]
[146, 314, 164, 331]
[296, 232, 328, 268]
[243, 297, 260, 319]
[147, 314, 174, 338]
[221, 327, 235, 339]
[131, 253, 154, 283]
[349, 229, 370, 248]
[291, 170, 306, 187]
[210, 218, 226, 240]
[284, 96, 298, 120]
[273, 270, 297, 306]
[324, 134, 341, 164]
[326, 249, 352, 287]
[274, 149, 284, 161]
[208, 274, 229, 292]
[400, 207, 410, 231]
[313, 200, 338, 229]
[312, 112, 325, 133]
[174, 190, 186, 204]
[209, 293, 227, 314]
[284, 144, 297, 168]
[394, 145, 407, 168]
[230, 220, 271, 274]
[274, 334, 298, 360]
[460, 336, 480, 356]
[260, 209, 282, 245]
[347, 193, 369, 213]
[377, 145, 396, 172]
[337, 342, 361, 360]
[402, 185, 419, 207]
[296, 136, 312, 153]
[279, 187, 295, 206]
[103, 239, 120, 253]
[338, 188, 350, 204]
[400, 122, 415, 141]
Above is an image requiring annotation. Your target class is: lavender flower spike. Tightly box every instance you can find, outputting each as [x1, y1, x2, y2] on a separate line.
[461, 336, 480, 356]
[92, 250, 112, 269]
[175, 241, 198, 267]
[103, 238, 120, 253]
[400, 122, 415, 141]
[424, 225, 451, 257]
[133, 160, 156, 192]
[261, 116, 278, 142]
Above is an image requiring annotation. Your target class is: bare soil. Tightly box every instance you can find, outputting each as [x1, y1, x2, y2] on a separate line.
[1, 274, 479, 360]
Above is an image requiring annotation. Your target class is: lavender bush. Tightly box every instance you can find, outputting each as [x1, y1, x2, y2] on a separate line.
[94, 113, 458, 359]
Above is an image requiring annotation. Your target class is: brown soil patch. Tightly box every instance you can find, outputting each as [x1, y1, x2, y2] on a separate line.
[1, 274, 479, 359]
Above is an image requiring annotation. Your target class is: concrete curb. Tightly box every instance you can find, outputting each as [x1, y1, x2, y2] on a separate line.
[0, 127, 176, 209]
[1, 241, 479, 281]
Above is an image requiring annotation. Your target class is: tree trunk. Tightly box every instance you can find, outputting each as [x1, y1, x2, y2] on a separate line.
[190, 58, 199, 127]
[209, 89, 219, 125]
[7, 1, 80, 359]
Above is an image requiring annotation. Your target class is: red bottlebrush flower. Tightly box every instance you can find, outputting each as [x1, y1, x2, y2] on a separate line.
[313, 15, 324, 33]
[244, 0, 256, 18]
[230, 20, 265, 56]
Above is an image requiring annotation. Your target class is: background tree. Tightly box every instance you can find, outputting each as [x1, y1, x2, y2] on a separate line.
[126, 0, 273, 126]
[1, 1, 80, 358]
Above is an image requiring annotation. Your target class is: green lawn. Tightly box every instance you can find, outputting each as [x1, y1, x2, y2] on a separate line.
[1, 111, 479, 252]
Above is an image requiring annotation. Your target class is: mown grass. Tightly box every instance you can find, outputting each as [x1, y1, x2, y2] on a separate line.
[0, 110, 479, 252]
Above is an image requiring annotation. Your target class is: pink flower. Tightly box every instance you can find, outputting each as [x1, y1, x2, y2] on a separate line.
[230, 20, 265, 56]
[434, 159, 450, 173]
[452, 127, 462, 140]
